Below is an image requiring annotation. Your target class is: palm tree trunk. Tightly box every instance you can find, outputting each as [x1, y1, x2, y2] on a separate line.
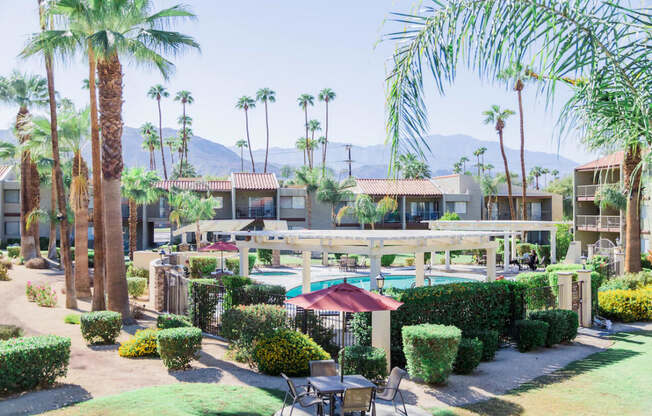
[623, 146, 642, 273]
[517, 85, 527, 222]
[240, 147, 244, 172]
[306, 192, 312, 229]
[88, 46, 106, 311]
[73, 153, 91, 297]
[245, 110, 255, 172]
[264, 101, 269, 173]
[181, 103, 187, 170]
[195, 221, 201, 250]
[498, 128, 515, 220]
[323, 101, 328, 167]
[128, 199, 137, 260]
[30, 161, 41, 255]
[97, 53, 129, 320]
[17, 107, 38, 261]
[40, 0, 76, 308]
[157, 98, 168, 179]
[48, 168, 57, 260]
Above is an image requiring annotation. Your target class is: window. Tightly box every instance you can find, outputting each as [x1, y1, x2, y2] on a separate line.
[445, 201, 467, 215]
[280, 197, 292, 209]
[4, 190, 18, 204]
[214, 196, 224, 209]
[159, 197, 166, 218]
[248, 197, 274, 217]
[280, 196, 305, 209]
[4, 221, 19, 236]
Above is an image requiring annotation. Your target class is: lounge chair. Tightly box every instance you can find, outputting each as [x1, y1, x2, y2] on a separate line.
[340, 387, 375, 416]
[280, 373, 326, 416]
[375, 367, 408, 415]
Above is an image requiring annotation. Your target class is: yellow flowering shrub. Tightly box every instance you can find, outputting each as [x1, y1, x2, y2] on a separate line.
[598, 287, 652, 322]
[252, 329, 330, 376]
[118, 328, 159, 358]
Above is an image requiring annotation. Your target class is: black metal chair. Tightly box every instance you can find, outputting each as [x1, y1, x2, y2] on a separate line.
[375, 367, 408, 415]
[280, 373, 326, 416]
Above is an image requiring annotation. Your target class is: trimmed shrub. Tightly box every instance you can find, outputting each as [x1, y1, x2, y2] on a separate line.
[156, 327, 203, 370]
[252, 329, 330, 376]
[80, 311, 122, 344]
[598, 288, 652, 322]
[453, 337, 483, 375]
[119, 328, 159, 358]
[7, 246, 20, 258]
[127, 277, 147, 299]
[189, 256, 218, 278]
[232, 284, 286, 306]
[464, 329, 500, 361]
[0, 324, 22, 340]
[225, 254, 256, 275]
[381, 254, 396, 267]
[0, 335, 71, 394]
[515, 320, 548, 352]
[126, 264, 149, 279]
[257, 248, 273, 265]
[402, 324, 461, 384]
[341, 345, 388, 382]
[187, 279, 220, 331]
[557, 310, 579, 342]
[222, 304, 288, 360]
[157, 313, 192, 329]
[350, 312, 371, 346]
[600, 271, 652, 292]
[64, 314, 80, 325]
[0, 264, 9, 281]
[528, 310, 567, 347]
[535, 245, 551, 265]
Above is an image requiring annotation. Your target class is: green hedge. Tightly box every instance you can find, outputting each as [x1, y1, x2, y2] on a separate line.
[0, 335, 71, 394]
[222, 304, 288, 361]
[453, 337, 483, 375]
[341, 345, 387, 382]
[0, 324, 23, 340]
[127, 277, 147, 298]
[257, 249, 273, 265]
[381, 254, 396, 267]
[402, 324, 461, 384]
[189, 256, 218, 278]
[253, 329, 330, 376]
[529, 310, 567, 347]
[464, 329, 500, 361]
[157, 313, 192, 329]
[232, 284, 286, 306]
[80, 311, 122, 344]
[225, 254, 256, 275]
[515, 320, 548, 352]
[156, 327, 202, 370]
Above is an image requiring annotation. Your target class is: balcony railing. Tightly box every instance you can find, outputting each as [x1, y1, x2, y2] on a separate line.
[406, 211, 441, 222]
[492, 210, 552, 221]
[235, 205, 276, 219]
[576, 183, 619, 200]
[576, 215, 620, 232]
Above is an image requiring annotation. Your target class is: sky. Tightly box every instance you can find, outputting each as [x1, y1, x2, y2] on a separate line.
[0, 0, 598, 164]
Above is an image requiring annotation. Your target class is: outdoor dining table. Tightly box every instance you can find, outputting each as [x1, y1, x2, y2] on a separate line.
[307, 375, 376, 416]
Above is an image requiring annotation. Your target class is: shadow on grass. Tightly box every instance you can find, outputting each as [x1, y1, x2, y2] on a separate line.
[458, 398, 525, 415]
[0, 384, 92, 415]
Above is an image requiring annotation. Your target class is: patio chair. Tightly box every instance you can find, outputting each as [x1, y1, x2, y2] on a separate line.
[346, 258, 357, 272]
[310, 360, 339, 377]
[340, 387, 375, 416]
[280, 373, 326, 416]
[375, 367, 408, 415]
[339, 258, 348, 272]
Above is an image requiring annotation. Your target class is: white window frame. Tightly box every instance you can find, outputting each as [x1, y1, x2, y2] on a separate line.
[454, 201, 467, 215]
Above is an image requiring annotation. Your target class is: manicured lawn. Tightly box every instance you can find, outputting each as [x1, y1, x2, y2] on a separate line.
[46, 384, 285, 416]
[431, 331, 652, 416]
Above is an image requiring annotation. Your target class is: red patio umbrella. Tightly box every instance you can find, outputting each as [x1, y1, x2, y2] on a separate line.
[199, 241, 238, 270]
[286, 281, 402, 381]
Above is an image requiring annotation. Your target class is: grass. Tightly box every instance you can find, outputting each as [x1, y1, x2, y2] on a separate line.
[430, 330, 652, 416]
[64, 313, 81, 325]
[46, 384, 285, 416]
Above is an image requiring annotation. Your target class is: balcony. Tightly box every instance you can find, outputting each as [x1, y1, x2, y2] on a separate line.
[576, 183, 618, 201]
[492, 210, 552, 221]
[576, 215, 620, 232]
[235, 205, 276, 219]
[406, 211, 441, 222]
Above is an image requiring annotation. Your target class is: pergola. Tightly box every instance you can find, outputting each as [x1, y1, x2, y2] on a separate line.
[426, 220, 565, 272]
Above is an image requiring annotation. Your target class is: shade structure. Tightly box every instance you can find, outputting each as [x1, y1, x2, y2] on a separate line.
[199, 241, 238, 252]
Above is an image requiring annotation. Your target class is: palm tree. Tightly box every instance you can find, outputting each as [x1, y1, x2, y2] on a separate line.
[459, 156, 470, 173]
[297, 94, 314, 146]
[318, 88, 335, 168]
[140, 122, 159, 170]
[317, 136, 327, 170]
[280, 165, 293, 183]
[452, 162, 462, 174]
[336, 194, 398, 230]
[397, 153, 431, 179]
[529, 166, 544, 190]
[25, 0, 200, 317]
[121, 168, 161, 260]
[236, 96, 256, 172]
[235, 139, 248, 172]
[147, 85, 169, 179]
[479, 174, 500, 220]
[256, 88, 275, 173]
[483, 105, 516, 220]
[294, 166, 321, 229]
[0, 72, 48, 261]
[164, 136, 181, 166]
[485, 163, 495, 176]
[169, 191, 220, 249]
[308, 120, 321, 169]
[317, 176, 355, 228]
[174, 91, 194, 170]
[296, 137, 307, 166]
[473, 147, 487, 176]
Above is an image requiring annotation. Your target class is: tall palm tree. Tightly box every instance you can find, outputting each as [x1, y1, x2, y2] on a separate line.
[147, 85, 169, 179]
[0, 72, 48, 261]
[317, 176, 354, 228]
[452, 162, 462, 174]
[308, 119, 321, 169]
[483, 105, 516, 220]
[297, 94, 314, 147]
[164, 136, 181, 166]
[529, 166, 543, 190]
[318, 88, 335, 168]
[473, 147, 487, 176]
[140, 122, 159, 170]
[25, 0, 200, 317]
[256, 88, 275, 173]
[541, 167, 550, 188]
[121, 167, 161, 260]
[459, 156, 469, 173]
[174, 90, 194, 170]
[296, 137, 307, 166]
[235, 139, 248, 172]
[551, 169, 559, 180]
[294, 166, 321, 229]
[485, 163, 495, 176]
[236, 96, 256, 172]
[397, 153, 431, 179]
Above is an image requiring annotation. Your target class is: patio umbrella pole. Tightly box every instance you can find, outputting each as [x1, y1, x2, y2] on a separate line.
[340, 312, 345, 383]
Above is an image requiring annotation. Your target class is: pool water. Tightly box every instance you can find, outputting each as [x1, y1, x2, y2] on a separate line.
[286, 274, 475, 298]
[251, 271, 297, 277]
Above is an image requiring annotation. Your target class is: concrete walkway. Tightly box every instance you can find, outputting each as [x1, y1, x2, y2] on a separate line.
[273, 401, 430, 416]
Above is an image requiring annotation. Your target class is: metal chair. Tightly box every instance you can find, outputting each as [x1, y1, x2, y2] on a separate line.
[375, 367, 408, 415]
[280, 373, 326, 416]
[340, 387, 375, 416]
[310, 360, 339, 377]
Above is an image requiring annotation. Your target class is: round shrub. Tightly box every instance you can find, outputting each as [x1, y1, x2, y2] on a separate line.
[127, 277, 147, 298]
[0, 324, 22, 341]
[381, 254, 396, 267]
[7, 246, 20, 258]
[64, 314, 80, 325]
[80, 311, 122, 345]
[464, 329, 500, 361]
[515, 320, 549, 352]
[0, 335, 71, 394]
[157, 313, 192, 329]
[156, 327, 202, 370]
[126, 264, 149, 279]
[557, 310, 579, 342]
[252, 329, 330, 376]
[528, 310, 567, 347]
[402, 324, 461, 384]
[598, 288, 652, 322]
[0, 264, 9, 281]
[25, 257, 49, 269]
[222, 304, 288, 361]
[119, 328, 159, 358]
[341, 345, 387, 382]
[453, 337, 483, 375]
[189, 256, 218, 278]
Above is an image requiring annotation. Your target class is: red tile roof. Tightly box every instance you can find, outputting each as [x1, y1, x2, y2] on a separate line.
[155, 180, 231, 192]
[575, 151, 624, 171]
[232, 173, 279, 190]
[353, 179, 442, 196]
[432, 173, 460, 179]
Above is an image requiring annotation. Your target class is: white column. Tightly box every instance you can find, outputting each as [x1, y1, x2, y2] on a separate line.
[550, 229, 557, 263]
[401, 196, 407, 230]
[577, 270, 592, 327]
[321, 251, 329, 266]
[302, 251, 311, 293]
[276, 191, 280, 220]
[445, 250, 451, 271]
[415, 252, 425, 287]
[231, 185, 236, 219]
[486, 247, 496, 282]
[430, 251, 436, 268]
[239, 246, 249, 277]
[371, 310, 391, 373]
[557, 272, 573, 310]
[182, 232, 187, 244]
[504, 232, 510, 272]
[369, 254, 381, 290]
[511, 234, 517, 259]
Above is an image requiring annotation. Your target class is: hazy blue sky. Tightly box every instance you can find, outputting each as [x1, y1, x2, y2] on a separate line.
[0, 0, 597, 163]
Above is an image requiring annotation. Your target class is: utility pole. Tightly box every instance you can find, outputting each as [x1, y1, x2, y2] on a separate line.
[344, 144, 353, 178]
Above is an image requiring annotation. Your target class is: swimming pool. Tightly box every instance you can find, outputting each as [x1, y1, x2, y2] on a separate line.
[251, 271, 297, 277]
[285, 274, 476, 298]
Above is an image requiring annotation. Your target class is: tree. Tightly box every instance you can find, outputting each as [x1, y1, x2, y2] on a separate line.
[529, 166, 544, 190]
[174, 90, 194, 170]
[140, 122, 159, 171]
[459, 156, 469, 173]
[545, 175, 573, 218]
[0, 71, 48, 261]
[296, 137, 307, 166]
[236, 96, 256, 172]
[336, 194, 398, 230]
[318, 88, 335, 168]
[121, 168, 161, 259]
[317, 176, 354, 228]
[479, 174, 506, 220]
[485, 164, 495, 176]
[297, 94, 314, 150]
[147, 85, 169, 179]
[171, 161, 198, 180]
[165, 136, 181, 166]
[280, 165, 293, 183]
[169, 191, 220, 249]
[256, 88, 275, 173]
[397, 153, 431, 179]
[235, 139, 248, 172]
[294, 166, 321, 229]
[452, 162, 462, 174]
[473, 147, 487, 176]
[308, 120, 321, 169]
[483, 105, 516, 220]
[551, 169, 560, 180]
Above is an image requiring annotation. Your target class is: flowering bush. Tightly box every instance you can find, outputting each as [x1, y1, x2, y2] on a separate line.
[119, 328, 159, 358]
[222, 304, 288, 362]
[25, 282, 37, 302]
[253, 329, 330, 376]
[35, 286, 57, 307]
[598, 287, 652, 322]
